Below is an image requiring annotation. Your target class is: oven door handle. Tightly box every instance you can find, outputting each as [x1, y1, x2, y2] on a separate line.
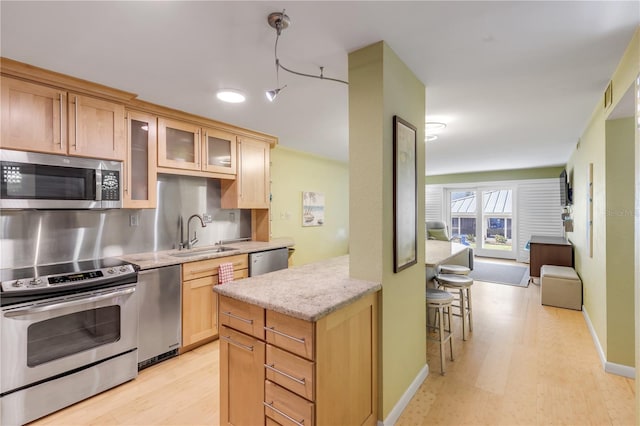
[4, 287, 136, 318]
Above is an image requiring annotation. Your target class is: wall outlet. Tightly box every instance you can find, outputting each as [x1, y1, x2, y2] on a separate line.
[229, 212, 235, 222]
[202, 213, 213, 223]
[129, 213, 139, 227]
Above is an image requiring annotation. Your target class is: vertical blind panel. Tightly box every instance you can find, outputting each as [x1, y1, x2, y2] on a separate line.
[517, 179, 564, 262]
[425, 185, 444, 223]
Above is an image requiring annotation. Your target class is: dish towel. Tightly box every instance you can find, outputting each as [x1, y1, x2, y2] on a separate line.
[218, 262, 234, 284]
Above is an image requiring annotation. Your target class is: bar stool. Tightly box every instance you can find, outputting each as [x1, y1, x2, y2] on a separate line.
[439, 264, 471, 275]
[426, 288, 454, 375]
[435, 273, 474, 340]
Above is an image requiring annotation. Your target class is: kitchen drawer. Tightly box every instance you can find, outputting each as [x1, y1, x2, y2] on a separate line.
[266, 310, 314, 360]
[184, 269, 248, 287]
[182, 254, 248, 280]
[266, 344, 314, 401]
[266, 417, 281, 426]
[265, 380, 314, 426]
[219, 295, 265, 339]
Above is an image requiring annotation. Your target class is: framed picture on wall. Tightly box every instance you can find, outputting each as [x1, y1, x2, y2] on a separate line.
[393, 115, 418, 272]
[302, 191, 325, 227]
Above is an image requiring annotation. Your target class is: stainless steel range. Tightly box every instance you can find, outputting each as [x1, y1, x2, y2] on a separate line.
[0, 258, 139, 426]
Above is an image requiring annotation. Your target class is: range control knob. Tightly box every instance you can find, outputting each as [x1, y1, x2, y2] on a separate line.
[28, 278, 42, 286]
[107, 268, 115, 274]
[12, 280, 23, 288]
[119, 266, 129, 273]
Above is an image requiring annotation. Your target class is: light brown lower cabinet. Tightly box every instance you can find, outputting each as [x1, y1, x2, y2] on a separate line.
[181, 254, 248, 353]
[219, 291, 378, 426]
[220, 325, 265, 426]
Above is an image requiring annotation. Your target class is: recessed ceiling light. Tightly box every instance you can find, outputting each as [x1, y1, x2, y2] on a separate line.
[426, 134, 439, 142]
[216, 89, 246, 103]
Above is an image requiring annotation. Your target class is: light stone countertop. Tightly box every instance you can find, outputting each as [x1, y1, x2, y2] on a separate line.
[213, 255, 381, 322]
[425, 240, 469, 267]
[119, 237, 294, 270]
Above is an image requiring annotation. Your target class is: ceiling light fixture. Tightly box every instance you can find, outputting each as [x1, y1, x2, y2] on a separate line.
[425, 121, 447, 132]
[216, 89, 246, 103]
[426, 134, 439, 142]
[265, 10, 348, 102]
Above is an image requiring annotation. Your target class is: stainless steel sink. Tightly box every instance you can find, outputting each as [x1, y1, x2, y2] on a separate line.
[169, 246, 237, 258]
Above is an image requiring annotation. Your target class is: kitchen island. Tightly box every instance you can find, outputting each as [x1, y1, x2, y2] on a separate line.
[214, 255, 380, 426]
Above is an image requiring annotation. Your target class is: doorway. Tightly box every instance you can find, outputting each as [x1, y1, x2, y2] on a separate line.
[447, 187, 516, 259]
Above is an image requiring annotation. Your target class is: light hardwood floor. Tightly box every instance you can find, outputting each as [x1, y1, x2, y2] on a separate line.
[31, 276, 635, 425]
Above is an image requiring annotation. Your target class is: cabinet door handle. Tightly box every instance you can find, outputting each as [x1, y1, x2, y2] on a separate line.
[58, 93, 64, 148]
[220, 335, 253, 352]
[264, 363, 306, 385]
[221, 310, 254, 324]
[238, 143, 242, 199]
[263, 401, 305, 426]
[72, 96, 78, 150]
[264, 326, 305, 344]
[196, 129, 200, 166]
[124, 113, 129, 194]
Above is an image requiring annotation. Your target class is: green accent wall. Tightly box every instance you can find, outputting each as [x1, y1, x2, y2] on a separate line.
[605, 117, 635, 366]
[270, 146, 349, 266]
[566, 28, 639, 374]
[425, 166, 565, 185]
[349, 41, 426, 420]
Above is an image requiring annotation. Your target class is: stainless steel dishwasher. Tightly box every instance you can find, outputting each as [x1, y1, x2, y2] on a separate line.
[249, 247, 289, 276]
[137, 265, 181, 369]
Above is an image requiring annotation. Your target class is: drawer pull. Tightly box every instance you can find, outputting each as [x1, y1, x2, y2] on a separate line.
[220, 335, 253, 352]
[187, 267, 215, 275]
[263, 401, 305, 426]
[264, 363, 306, 385]
[187, 262, 244, 274]
[264, 326, 305, 344]
[222, 311, 254, 324]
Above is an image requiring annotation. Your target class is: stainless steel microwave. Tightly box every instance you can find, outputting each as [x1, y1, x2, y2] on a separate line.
[0, 149, 122, 209]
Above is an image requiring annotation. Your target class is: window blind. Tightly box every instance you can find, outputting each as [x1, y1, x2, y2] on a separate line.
[517, 179, 564, 262]
[425, 185, 444, 222]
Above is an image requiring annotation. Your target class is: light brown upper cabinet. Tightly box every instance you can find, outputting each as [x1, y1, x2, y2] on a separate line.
[1, 77, 126, 161]
[1, 77, 67, 154]
[158, 118, 239, 179]
[202, 127, 237, 175]
[124, 110, 157, 209]
[157, 117, 201, 172]
[68, 93, 126, 160]
[221, 137, 270, 209]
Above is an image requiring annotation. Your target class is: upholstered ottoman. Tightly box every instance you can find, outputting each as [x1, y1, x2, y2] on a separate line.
[540, 265, 582, 310]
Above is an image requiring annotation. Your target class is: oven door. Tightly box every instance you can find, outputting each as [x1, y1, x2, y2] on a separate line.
[0, 283, 137, 393]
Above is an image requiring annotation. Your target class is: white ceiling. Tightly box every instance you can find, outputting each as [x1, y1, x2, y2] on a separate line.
[1, 1, 638, 176]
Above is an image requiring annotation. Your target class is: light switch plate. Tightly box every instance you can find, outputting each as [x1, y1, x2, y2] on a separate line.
[202, 213, 213, 223]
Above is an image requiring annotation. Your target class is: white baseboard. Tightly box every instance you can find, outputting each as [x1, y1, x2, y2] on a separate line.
[605, 361, 636, 378]
[378, 364, 429, 426]
[582, 305, 635, 379]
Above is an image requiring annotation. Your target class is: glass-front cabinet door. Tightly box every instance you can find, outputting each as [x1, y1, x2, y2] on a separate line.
[124, 110, 157, 208]
[157, 117, 201, 171]
[202, 127, 237, 175]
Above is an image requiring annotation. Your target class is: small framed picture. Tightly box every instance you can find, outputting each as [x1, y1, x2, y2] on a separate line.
[302, 191, 325, 227]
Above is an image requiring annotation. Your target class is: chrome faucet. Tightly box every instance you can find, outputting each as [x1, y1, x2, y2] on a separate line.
[184, 214, 206, 250]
